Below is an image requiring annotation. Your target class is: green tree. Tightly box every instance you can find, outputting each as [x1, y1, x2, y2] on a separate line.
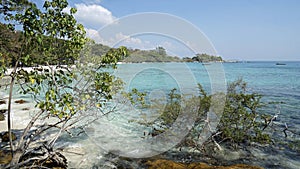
[123, 47, 181, 63]
[192, 53, 223, 62]
[131, 80, 271, 151]
[156, 46, 167, 56]
[215, 79, 271, 144]
[0, 0, 127, 168]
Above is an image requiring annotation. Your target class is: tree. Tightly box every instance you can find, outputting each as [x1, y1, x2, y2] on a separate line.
[123, 47, 181, 63]
[192, 53, 223, 62]
[156, 46, 167, 56]
[215, 79, 271, 144]
[0, 0, 127, 168]
[129, 79, 272, 152]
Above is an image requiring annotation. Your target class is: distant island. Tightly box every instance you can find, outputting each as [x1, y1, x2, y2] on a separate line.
[123, 47, 223, 63]
[89, 44, 223, 63]
[123, 47, 181, 63]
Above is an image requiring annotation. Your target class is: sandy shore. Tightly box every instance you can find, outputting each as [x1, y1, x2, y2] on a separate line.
[4, 65, 77, 75]
[0, 90, 104, 168]
[0, 95, 37, 132]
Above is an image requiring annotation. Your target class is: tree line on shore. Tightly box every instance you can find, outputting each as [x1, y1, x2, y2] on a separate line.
[1, 22, 223, 66]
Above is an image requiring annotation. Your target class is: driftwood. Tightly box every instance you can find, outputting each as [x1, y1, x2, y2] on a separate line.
[8, 144, 67, 169]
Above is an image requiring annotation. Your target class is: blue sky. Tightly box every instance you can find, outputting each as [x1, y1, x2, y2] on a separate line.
[37, 0, 300, 61]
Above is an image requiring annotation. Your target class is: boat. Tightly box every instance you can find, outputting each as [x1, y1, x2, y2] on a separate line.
[276, 63, 286, 65]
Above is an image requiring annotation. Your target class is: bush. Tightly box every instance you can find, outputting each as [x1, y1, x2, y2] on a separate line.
[131, 79, 272, 149]
[216, 79, 271, 144]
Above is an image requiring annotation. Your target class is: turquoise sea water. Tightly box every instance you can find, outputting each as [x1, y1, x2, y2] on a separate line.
[1, 61, 299, 168]
[116, 61, 300, 131]
[106, 61, 300, 167]
[222, 61, 300, 130]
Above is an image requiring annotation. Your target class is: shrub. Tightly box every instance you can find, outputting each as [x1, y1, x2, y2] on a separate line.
[216, 79, 271, 144]
[131, 79, 272, 149]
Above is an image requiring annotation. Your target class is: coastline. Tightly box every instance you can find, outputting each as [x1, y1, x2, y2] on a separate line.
[0, 90, 299, 168]
[1, 62, 300, 168]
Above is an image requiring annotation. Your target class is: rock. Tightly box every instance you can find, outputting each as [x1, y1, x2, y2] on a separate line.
[147, 159, 185, 169]
[0, 112, 4, 121]
[0, 150, 12, 165]
[22, 107, 30, 111]
[146, 159, 264, 169]
[14, 99, 28, 104]
[212, 148, 244, 161]
[0, 109, 7, 114]
[0, 131, 17, 142]
[0, 100, 6, 105]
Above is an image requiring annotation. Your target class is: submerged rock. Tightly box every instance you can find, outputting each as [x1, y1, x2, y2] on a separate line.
[14, 99, 28, 104]
[146, 159, 264, 169]
[0, 131, 17, 142]
[0, 150, 12, 165]
[0, 112, 4, 121]
[0, 109, 7, 114]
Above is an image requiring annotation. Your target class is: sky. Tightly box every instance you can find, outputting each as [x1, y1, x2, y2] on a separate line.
[34, 0, 300, 61]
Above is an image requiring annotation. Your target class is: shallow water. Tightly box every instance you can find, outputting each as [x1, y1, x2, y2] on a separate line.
[115, 62, 300, 131]
[1, 61, 299, 168]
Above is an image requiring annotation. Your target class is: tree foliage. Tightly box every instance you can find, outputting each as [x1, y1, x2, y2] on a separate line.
[192, 53, 223, 62]
[130, 79, 272, 151]
[123, 47, 181, 63]
[0, 0, 128, 168]
[216, 79, 271, 144]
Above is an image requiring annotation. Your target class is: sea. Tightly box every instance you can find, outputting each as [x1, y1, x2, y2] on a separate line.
[115, 61, 300, 130]
[109, 61, 300, 168]
[1, 61, 300, 168]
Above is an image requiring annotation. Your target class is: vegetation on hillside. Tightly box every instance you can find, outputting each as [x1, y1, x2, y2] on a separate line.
[123, 48, 223, 63]
[0, 25, 223, 65]
[123, 47, 181, 63]
[182, 53, 223, 62]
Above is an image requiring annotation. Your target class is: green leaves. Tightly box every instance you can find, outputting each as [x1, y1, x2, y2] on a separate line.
[100, 47, 128, 68]
[133, 79, 271, 148]
[0, 1, 133, 166]
[217, 79, 271, 144]
[70, 8, 77, 14]
[0, 53, 6, 78]
[123, 88, 147, 107]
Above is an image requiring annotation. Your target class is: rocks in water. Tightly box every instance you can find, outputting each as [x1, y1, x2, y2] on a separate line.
[22, 107, 30, 111]
[0, 109, 7, 114]
[0, 112, 4, 121]
[14, 99, 28, 104]
[0, 150, 12, 165]
[0, 131, 17, 142]
[146, 159, 264, 169]
[210, 148, 244, 161]
[0, 109, 7, 121]
[0, 100, 6, 105]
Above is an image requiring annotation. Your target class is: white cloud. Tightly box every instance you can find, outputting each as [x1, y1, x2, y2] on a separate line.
[114, 33, 142, 46]
[71, 3, 116, 29]
[85, 28, 105, 44]
[64, 3, 152, 49]
[85, 29, 144, 48]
